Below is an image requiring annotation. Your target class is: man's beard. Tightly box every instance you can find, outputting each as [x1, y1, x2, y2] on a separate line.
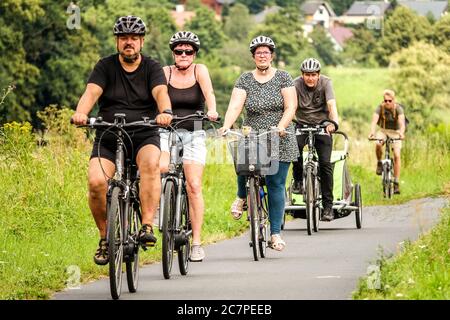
[121, 52, 139, 63]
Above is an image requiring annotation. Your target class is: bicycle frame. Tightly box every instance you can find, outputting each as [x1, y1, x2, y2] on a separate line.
[370, 137, 400, 198]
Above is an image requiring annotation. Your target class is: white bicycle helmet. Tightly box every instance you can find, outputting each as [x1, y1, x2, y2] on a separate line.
[169, 31, 200, 51]
[300, 58, 321, 73]
[113, 16, 146, 35]
[249, 35, 276, 53]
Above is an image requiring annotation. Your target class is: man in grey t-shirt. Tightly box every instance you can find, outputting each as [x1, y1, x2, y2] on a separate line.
[292, 58, 339, 221]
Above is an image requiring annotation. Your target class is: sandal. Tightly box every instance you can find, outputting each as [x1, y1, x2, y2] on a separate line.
[270, 234, 286, 251]
[230, 197, 246, 220]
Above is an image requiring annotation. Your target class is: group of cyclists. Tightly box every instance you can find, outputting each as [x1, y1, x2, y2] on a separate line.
[71, 15, 406, 265]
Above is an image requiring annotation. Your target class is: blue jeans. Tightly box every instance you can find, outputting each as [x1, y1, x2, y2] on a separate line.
[237, 162, 290, 235]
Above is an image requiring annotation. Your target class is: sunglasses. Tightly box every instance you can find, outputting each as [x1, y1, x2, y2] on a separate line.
[173, 49, 195, 56]
[384, 99, 393, 103]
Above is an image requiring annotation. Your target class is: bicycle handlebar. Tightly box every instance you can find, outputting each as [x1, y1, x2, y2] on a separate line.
[222, 127, 277, 139]
[368, 137, 403, 143]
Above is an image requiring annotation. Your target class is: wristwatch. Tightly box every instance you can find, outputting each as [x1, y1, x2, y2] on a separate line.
[162, 109, 173, 115]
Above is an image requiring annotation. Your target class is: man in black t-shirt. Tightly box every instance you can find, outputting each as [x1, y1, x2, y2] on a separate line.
[71, 16, 173, 265]
[292, 58, 339, 222]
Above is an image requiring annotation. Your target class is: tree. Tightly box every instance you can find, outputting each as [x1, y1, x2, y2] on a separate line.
[389, 42, 450, 129]
[186, 7, 226, 55]
[223, 3, 252, 41]
[433, 14, 450, 54]
[328, 0, 354, 16]
[309, 25, 340, 66]
[235, 0, 270, 14]
[375, 6, 432, 66]
[342, 26, 380, 67]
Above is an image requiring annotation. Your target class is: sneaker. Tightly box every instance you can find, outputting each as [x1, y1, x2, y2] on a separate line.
[291, 180, 304, 194]
[270, 234, 286, 251]
[230, 197, 246, 220]
[394, 182, 400, 194]
[322, 207, 334, 222]
[93, 238, 109, 265]
[376, 161, 382, 175]
[190, 244, 205, 262]
[138, 224, 157, 247]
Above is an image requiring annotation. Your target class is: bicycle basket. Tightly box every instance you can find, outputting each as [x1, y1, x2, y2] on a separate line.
[227, 134, 274, 175]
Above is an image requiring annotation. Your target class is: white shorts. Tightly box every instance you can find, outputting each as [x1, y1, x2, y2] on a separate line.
[375, 129, 402, 150]
[160, 130, 207, 165]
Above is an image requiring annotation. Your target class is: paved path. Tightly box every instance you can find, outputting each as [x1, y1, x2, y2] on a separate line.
[53, 197, 447, 300]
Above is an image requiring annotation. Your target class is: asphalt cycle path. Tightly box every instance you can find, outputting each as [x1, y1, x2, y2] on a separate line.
[54, 197, 447, 300]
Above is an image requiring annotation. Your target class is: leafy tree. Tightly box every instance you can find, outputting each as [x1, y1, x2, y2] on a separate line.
[186, 6, 226, 54]
[433, 14, 450, 54]
[375, 6, 432, 66]
[309, 25, 340, 66]
[389, 42, 450, 129]
[235, 0, 271, 14]
[328, 0, 354, 16]
[223, 3, 253, 41]
[342, 26, 380, 67]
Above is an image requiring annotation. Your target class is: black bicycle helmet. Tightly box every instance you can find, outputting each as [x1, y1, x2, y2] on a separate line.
[300, 58, 321, 73]
[169, 31, 200, 51]
[113, 16, 146, 35]
[249, 35, 276, 53]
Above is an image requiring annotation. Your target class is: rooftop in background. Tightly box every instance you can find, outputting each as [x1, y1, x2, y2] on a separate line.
[301, 1, 336, 17]
[329, 25, 354, 49]
[253, 6, 282, 23]
[345, 1, 392, 16]
[398, 1, 448, 20]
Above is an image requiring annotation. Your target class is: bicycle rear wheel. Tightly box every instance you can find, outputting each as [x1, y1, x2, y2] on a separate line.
[248, 177, 259, 261]
[126, 201, 141, 293]
[178, 189, 191, 275]
[107, 186, 123, 300]
[305, 169, 314, 236]
[162, 180, 176, 279]
[354, 184, 363, 229]
[258, 187, 269, 258]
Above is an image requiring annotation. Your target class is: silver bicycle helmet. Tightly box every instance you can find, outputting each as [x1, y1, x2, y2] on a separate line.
[113, 16, 146, 35]
[249, 35, 276, 53]
[300, 58, 321, 73]
[169, 31, 200, 51]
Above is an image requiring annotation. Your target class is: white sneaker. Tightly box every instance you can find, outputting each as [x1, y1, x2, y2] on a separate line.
[190, 245, 205, 262]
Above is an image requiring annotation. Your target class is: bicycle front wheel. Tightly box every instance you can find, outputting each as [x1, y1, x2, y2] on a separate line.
[258, 187, 269, 258]
[305, 169, 314, 236]
[248, 177, 259, 261]
[162, 180, 176, 279]
[178, 190, 190, 275]
[126, 201, 141, 293]
[107, 186, 123, 300]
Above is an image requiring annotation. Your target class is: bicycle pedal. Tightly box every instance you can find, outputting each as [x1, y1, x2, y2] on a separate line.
[249, 241, 253, 247]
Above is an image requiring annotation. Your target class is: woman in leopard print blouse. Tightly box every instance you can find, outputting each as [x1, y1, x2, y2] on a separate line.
[220, 36, 299, 251]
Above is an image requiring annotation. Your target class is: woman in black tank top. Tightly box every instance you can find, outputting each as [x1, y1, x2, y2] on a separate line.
[159, 31, 218, 262]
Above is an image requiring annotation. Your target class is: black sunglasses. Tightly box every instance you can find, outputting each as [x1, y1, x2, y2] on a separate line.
[173, 49, 195, 56]
[384, 99, 393, 103]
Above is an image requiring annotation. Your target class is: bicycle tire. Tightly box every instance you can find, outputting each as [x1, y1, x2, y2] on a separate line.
[382, 165, 389, 199]
[248, 177, 259, 261]
[178, 189, 190, 275]
[126, 201, 141, 293]
[305, 169, 314, 236]
[355, 184, 363, 229]
[107, 186, 123, 300]
[258, 187, 269, 258]
[313, 176, 320, 233]
[162, 180, 176, 279]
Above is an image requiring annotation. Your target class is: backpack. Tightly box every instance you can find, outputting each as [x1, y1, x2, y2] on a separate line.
[378, 103, 409, 131]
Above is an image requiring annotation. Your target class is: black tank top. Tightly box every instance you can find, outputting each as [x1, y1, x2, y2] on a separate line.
[168, 65, 205, 131]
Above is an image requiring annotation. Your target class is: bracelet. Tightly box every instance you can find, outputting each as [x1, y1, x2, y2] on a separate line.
[162, 109, 173, 115]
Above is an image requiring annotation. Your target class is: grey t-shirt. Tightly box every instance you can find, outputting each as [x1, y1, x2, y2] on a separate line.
[375, 103, 404, 130]
[294, 75, 335, 125]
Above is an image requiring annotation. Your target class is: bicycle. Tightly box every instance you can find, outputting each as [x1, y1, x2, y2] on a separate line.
[369, 137, 402, 199]
[159, 111, 219, 279]
[225, 127, 274, 261]
[73, 113, 159, 300]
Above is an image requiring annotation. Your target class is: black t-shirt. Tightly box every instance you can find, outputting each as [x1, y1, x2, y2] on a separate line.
[88, 53, 166, 124]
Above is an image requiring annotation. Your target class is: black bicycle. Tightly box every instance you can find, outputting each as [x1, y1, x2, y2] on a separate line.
[159, 111, 218, 279]
[369, 137, 402, 198]
[226, 127, 273, 261]
[74, 113, 159, 300]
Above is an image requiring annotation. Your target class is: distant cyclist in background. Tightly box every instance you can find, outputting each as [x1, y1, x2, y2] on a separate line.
[291, 58, 339, 222]
[71, 16, 173, 265]
[220, 36, 299, 251]
[368, 89, 406, 194]
[159, 31, 218, 262]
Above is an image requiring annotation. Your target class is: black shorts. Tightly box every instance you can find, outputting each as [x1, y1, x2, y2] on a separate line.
[90, 130, 160, 164]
